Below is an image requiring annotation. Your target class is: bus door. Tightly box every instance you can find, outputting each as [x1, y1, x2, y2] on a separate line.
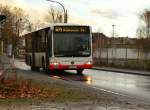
[46, 28, 52, 69]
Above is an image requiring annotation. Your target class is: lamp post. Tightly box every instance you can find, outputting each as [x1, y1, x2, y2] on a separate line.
[112, 24, 115, 38]
[46, 0, 67, 23]
[112, 24, 115, 64]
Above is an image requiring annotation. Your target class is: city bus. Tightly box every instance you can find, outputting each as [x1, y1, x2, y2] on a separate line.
[25, 24, 92, 74]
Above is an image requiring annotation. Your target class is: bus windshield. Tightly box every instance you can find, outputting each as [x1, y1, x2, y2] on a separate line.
[53, 33, 91, 57]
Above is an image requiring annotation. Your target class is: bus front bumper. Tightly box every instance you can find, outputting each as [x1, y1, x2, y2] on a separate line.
[49, 64, 93, 70]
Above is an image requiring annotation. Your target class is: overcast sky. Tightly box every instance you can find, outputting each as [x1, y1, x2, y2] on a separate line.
[1, 0, 150, 37]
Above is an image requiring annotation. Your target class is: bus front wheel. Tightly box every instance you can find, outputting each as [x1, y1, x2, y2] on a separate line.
[77, 69, 84, 75]
[31, 66, 39, 71]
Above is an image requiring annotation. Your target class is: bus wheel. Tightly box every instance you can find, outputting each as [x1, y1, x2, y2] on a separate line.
[35, 67, 40, 71]
[31, 66, 35, 71]
[77, 69, 84, 75]
[42, 57, 45, 69]
[30, 57, 32, 65]
[31, 66, 39, 71]
[45, 68, 49, 73]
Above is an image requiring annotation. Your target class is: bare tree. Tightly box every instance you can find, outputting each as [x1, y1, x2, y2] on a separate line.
[136, 9, 150, 38]
[0, 5, 28, 55]
[136, 26, 146, 38]
[135, 9, 150, 62]
[45, 6, 63, 23]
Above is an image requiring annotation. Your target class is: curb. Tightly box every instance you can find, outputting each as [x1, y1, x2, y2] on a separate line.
[92, 67, 150, 77]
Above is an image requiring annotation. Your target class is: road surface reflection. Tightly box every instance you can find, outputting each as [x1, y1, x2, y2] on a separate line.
[49, 70, 92, 84]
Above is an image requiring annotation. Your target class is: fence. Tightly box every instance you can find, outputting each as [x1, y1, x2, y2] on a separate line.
[92, 36, 150, 70]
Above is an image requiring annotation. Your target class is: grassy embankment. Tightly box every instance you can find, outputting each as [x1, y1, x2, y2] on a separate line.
[0, 69, 96, 105]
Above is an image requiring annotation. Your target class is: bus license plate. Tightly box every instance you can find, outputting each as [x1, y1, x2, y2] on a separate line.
[69, 65, 76, 69]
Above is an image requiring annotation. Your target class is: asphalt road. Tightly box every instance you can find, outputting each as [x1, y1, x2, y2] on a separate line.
[14, 59, 150, 104]
[83, 69, 150, 104]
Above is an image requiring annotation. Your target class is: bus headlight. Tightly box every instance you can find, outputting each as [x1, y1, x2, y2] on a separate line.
[86, 61, 92, 65]
[50, 62, 59, 69]
[53, 62, 59, 65]
[51, 61, 59, 65]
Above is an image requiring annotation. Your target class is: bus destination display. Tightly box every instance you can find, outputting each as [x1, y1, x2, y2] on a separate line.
[54, 26, 89, 33]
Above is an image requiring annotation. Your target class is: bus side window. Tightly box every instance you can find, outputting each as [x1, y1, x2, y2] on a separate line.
[41, 30, 46, 52]
[48, 29, 52, 57]
[36, 32, 40, 52]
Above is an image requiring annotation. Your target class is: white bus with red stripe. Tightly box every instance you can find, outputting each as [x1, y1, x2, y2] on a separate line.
[25, 24, 92, 74]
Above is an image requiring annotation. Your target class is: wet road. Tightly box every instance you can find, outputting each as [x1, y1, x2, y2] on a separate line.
[14, 59, 150, 103]
[83, 69, 150, 103]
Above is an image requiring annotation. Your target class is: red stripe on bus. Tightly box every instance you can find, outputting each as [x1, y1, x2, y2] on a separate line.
[49, 64, 93, 70]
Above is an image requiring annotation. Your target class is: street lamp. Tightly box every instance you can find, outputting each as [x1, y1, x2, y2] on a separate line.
[112, 24, 115, 64]
[112, 24, 115, 38]
[46, 0, 67, 23]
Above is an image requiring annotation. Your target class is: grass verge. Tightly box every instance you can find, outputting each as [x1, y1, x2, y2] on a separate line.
[0, 70, 96, 105]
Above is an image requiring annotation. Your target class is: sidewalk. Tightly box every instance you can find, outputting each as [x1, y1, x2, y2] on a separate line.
[93, 66, 150, 76]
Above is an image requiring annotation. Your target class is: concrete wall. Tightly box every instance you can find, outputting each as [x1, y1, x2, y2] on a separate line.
[93, 48, 140, 60]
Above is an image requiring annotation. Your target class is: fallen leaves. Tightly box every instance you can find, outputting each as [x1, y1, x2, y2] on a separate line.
[0, 79, 57, 99]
